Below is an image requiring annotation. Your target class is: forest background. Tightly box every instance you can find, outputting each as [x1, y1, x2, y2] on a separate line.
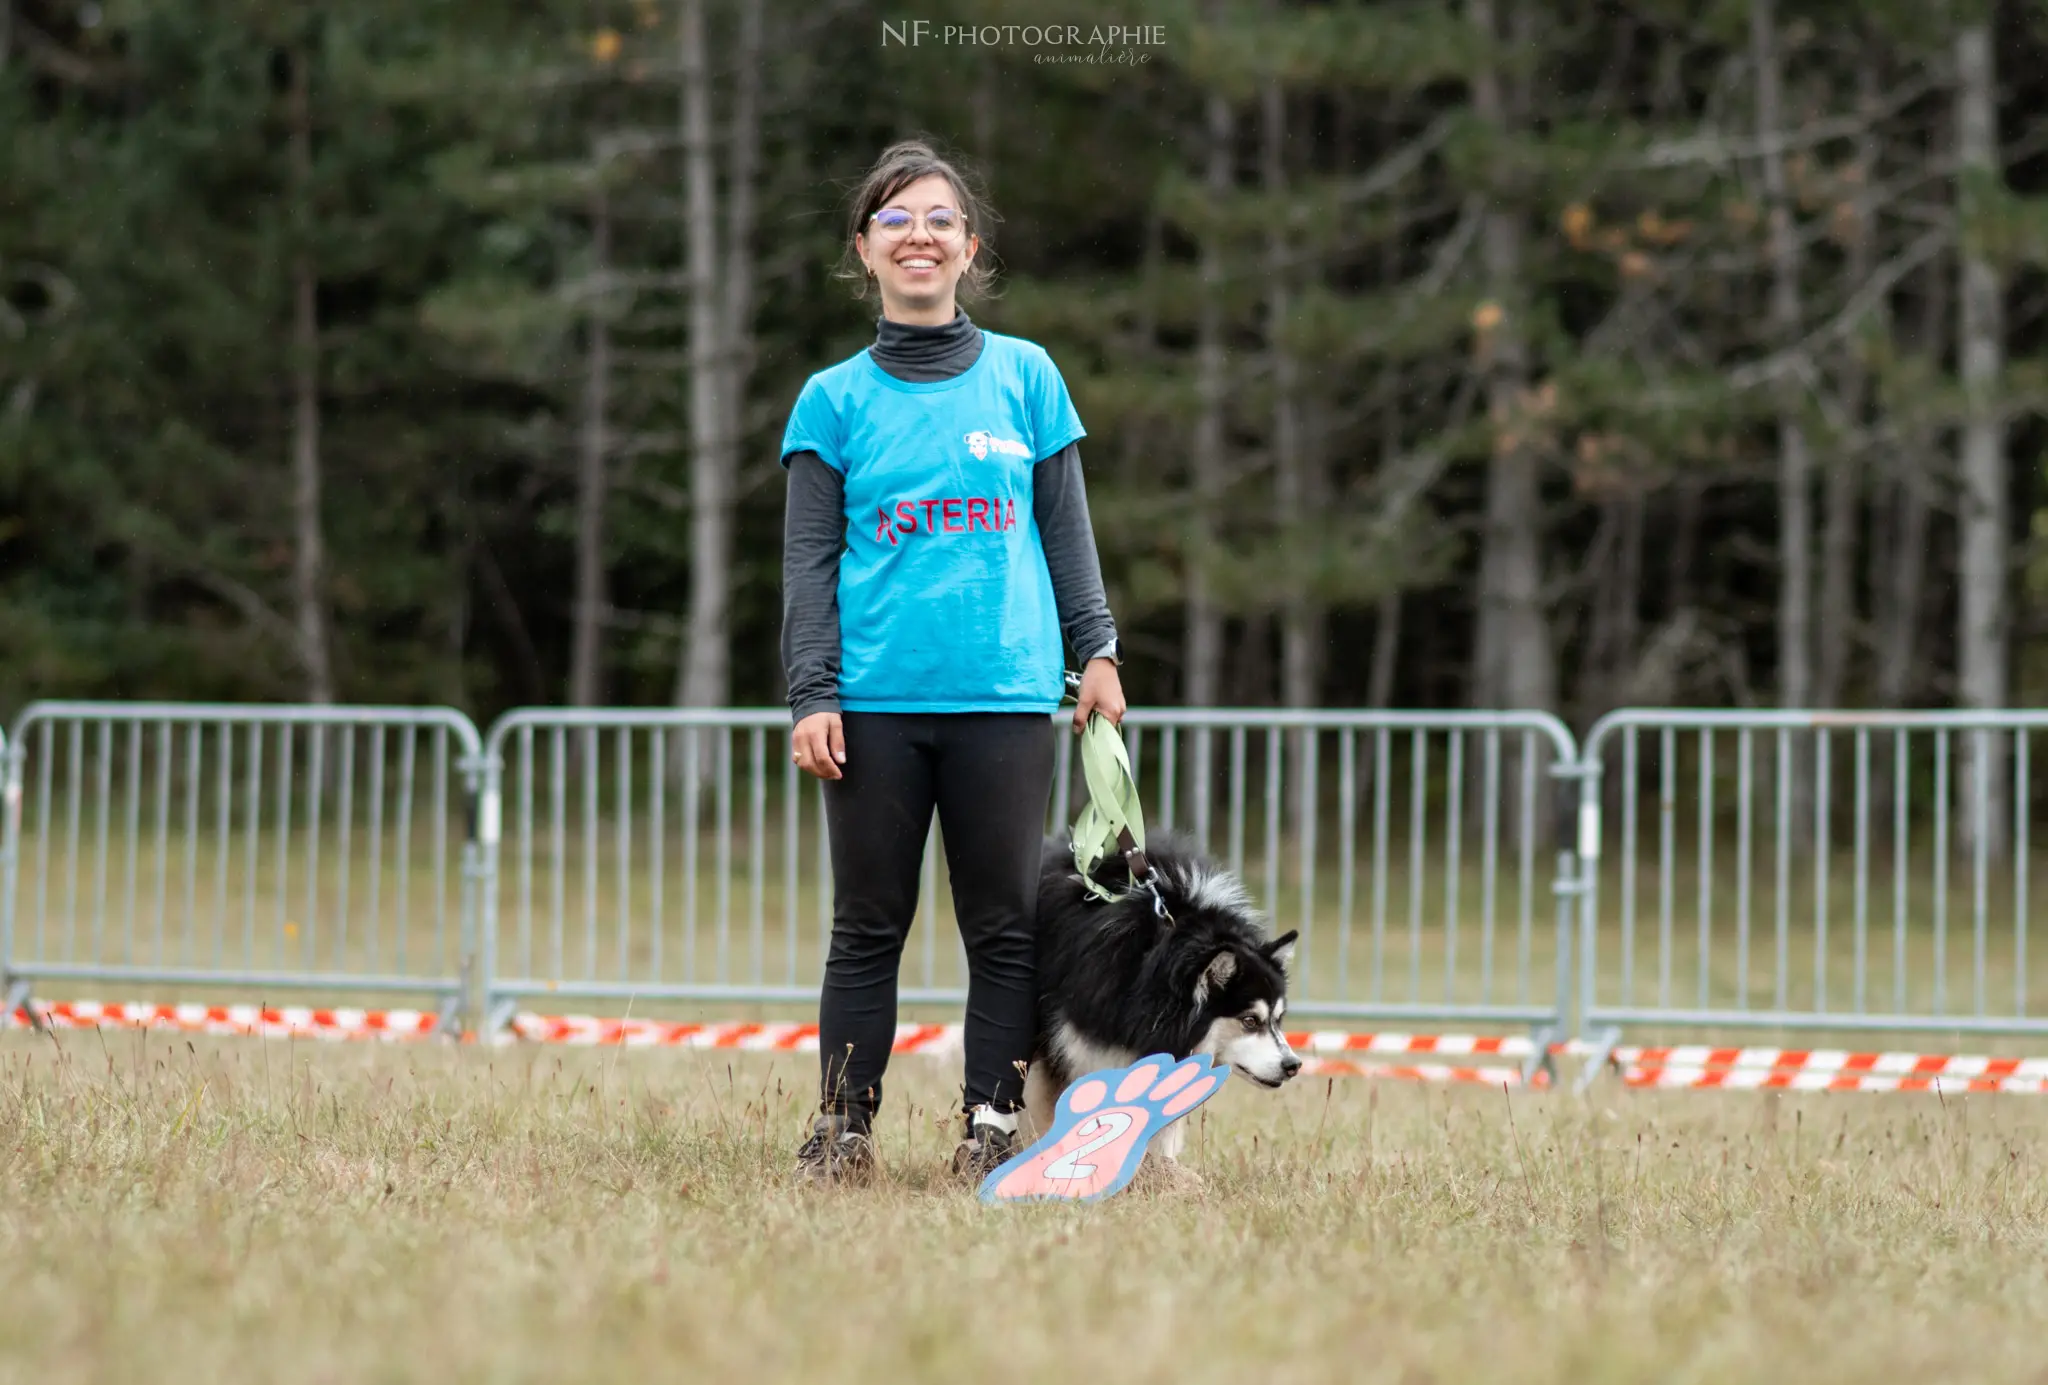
[4, 0, 2045, 738]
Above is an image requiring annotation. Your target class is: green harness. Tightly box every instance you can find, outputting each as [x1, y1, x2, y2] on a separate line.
[1060, 671, 1171, 921]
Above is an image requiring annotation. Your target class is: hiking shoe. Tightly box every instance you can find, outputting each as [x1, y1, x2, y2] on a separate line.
[949, 1110, 1021, 1184]
[794, 1112, 876, 1187]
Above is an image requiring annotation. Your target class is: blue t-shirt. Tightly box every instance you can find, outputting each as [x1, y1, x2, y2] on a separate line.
[779, 331, 1086, 714]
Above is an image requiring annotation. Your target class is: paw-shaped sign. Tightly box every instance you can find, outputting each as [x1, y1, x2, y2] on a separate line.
[979, 1053, 1227, 1204]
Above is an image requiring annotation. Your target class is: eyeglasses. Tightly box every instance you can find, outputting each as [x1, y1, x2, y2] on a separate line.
[868, 206, 967, 239]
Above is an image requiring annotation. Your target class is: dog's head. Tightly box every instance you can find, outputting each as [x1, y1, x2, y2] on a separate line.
[1184, 928, 1301, 1088]
[1134, 839, 1303, 1088]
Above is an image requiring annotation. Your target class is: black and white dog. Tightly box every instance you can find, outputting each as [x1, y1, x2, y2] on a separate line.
[1023, 829, 1303, 1174]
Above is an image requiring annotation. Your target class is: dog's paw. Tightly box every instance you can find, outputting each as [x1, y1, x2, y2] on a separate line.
[981, 1055, 1223, 1203]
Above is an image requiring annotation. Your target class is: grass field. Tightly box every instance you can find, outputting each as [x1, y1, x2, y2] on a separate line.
[5, 1032, 2048, 1383]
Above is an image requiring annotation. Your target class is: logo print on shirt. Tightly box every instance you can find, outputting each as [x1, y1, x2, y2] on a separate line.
[964, 430, 1032, 461]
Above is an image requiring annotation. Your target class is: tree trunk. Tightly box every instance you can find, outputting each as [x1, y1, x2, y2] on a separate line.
[476, 538, 545, 704]
[1469, 0, 1554, 850]
[1183, 46, 1231, 837]
[1876, 472, 1932, 701]
[1815, 392, 1860, 710]
[675, 0, 761, 733]
[1368, 593, 1400, 709]
[287, 41, 332, 704]
[1817, 62, 1882, 711]
[1469, 0, 1555, 718]
[1264, 51, 1318, 714]
[568, 176, 611, 708]
[1263, 66, 1322, 816]
[1289, 397, 1331, 704]
[1232, 615, 1271, 705]
[446, 522, 470, 709]
[1752, 0, 1812, 719]
[1619, 495, 1645, 702]
[1955, 18, 2010, 857]
[1186, 81, 1229, 712]
[676, 0, 726, 721]
[1876, 267, 1943, 709]
[1585, 493, 1645, 718]
[1748, 0, 1815, 849]
[1127, 202, 1163, 483]
[1667, 476, 1702, 613]
[1368, 207, 1402, 715]
[720, 0, 763, 452]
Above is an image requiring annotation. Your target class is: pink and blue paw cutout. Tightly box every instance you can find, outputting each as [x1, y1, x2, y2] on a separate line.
[978, 1053, 1228, 1204]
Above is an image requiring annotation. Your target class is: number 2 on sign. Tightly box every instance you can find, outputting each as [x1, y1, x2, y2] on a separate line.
[1040, 1111, 1136, 1181]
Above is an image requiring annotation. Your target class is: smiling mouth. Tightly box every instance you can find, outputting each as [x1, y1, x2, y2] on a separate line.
[1237, 1069, 1286, 1089]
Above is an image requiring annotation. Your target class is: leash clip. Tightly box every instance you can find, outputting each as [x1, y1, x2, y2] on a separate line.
[1119, 838, 1172, 924]
[1140, 873, 1172, 924]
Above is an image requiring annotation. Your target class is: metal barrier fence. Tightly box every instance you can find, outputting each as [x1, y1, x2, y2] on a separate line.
[0, 703, 486, 1025]
[477, 709, 828, 1022]
[12, 698, 2044, 1077]
[1574, 710, 2048, 1066]
[1076, 710, 1579, 1043]
[473, 708, 1582, 1061]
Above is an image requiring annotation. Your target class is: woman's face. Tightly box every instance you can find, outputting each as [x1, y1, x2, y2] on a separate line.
[856, 173, 978, 320]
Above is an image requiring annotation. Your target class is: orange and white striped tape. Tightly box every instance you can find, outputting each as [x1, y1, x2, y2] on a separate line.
[1612, 1044, 2048, 1093]
[1618, 1065, 2048, 1094]
[506, 1015, 959, 1053]
[1613, 1045, 2048, 1081]
[11, 1001, 2047, 1094]
[1294, 1032, 1549, 1085]
[3, 1002, 1549, 1087]
[5, 999, 437, 1040]
[500, 1020, 1550, 1078]
[1298, 1031, 1541, 1059]
[1301, 1058, 1538, 1088]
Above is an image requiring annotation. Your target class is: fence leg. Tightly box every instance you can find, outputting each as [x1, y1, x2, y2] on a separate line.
[4, 976, 42, 1033]
[1572, 1026, 1623, 1095]
[457, 748, 496, 1042]
[1547, 752, 1590, 1083]
[458, 841, 485, 1040]
[433, 991, 464, 1042]
[485, 995, 519, 1039]
[1523, 1022, 1560, 1087]
[464, 749, 505, 1043]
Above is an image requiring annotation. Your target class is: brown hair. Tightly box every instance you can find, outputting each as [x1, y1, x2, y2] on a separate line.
[836, 138, 1001, 303]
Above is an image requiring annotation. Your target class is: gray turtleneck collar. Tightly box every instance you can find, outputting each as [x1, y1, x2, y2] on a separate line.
[868, 307, 983, 383]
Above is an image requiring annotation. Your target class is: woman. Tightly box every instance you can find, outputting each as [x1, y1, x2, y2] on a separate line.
[780, 140, 1126, 1185]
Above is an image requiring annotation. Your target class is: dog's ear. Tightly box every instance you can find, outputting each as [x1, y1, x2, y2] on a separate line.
[1265, 930, 1299, 972]
[1192, 949, 1237, 1007]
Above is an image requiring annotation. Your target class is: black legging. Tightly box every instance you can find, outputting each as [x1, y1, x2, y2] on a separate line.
[817, 711, 1055, 1127]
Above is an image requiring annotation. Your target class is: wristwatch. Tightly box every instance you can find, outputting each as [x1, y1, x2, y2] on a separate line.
[1089, 637, 1122, 666]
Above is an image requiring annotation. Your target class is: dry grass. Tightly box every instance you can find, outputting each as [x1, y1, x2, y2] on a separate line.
[4, 1033, 2047, 1383]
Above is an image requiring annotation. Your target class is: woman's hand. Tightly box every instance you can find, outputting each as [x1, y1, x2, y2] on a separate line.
[792, 711, 845, 780]
[1072, 657, 1126, 735]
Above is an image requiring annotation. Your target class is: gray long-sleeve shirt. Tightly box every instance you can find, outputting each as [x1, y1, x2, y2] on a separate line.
[780, 308, 1120, 723]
